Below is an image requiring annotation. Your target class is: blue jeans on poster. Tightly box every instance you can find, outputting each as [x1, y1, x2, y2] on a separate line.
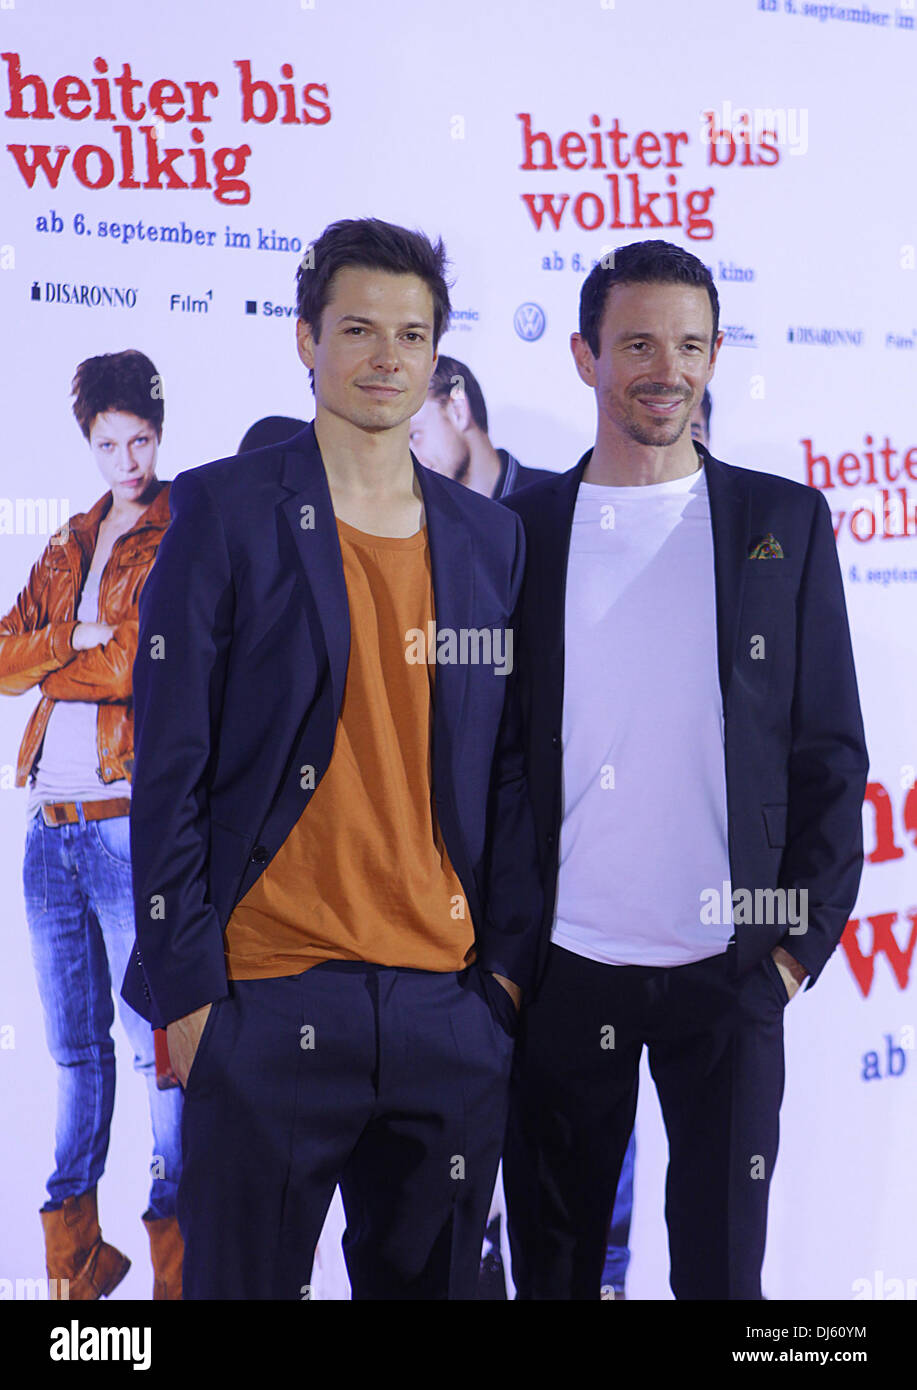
[22, 807, 182, 1218]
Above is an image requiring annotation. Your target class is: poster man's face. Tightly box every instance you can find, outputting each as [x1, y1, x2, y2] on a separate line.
[574, 282, 721, 449]
[409, 396, 471, 482]
[88, 411, 159, 501]
[297, 267, 437, 433]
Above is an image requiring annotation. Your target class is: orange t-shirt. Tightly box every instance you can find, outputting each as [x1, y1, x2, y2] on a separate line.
[223, 518, 475, 979]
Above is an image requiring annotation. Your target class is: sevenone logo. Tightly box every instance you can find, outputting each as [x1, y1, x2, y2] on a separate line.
[32, 281, 137, 308]
[787, 326, 863, 346]
[258, 300, 298, 318]
[404, 622, 513, 675]
[513, 302, 545, 341]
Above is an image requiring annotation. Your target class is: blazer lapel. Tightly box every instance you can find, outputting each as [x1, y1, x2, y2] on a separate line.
[535, 445, 745, 710]
[279, 424, 351, 715]
[412, 459, 474, 775]
[700, 444, 750, 705]
[278, 430, 476, 760]
[541, 452, 592, 682]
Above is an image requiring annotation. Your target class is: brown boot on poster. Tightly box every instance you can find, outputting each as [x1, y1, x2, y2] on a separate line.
[40, 1187, 131, 1300]
[141, 1211, 183, 1299]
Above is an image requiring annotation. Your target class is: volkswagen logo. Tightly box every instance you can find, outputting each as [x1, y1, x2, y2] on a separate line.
[514, 303, 546, 341]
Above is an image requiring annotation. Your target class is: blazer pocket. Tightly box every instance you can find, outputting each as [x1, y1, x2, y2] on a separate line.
[479, 967, 520, 1038]
[762, 803, 787, 848]
[183, 997, 225, 1093]
[762, 950, 790, 1006]
[743, 561, 793, 582]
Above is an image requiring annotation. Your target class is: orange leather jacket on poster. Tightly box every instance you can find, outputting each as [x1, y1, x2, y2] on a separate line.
[0, 481, 172, 788]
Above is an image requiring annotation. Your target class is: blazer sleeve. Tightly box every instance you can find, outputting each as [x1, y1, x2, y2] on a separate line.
[776, 489, 869, 986]
[125, 471, 235, 1028]
[477, 512, 544, 998]
[0, 550, 79, 694]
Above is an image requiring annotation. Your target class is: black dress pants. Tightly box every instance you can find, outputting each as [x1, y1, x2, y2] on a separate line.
[503, 943, 788, 1300]
[178, 959, 516, 1299]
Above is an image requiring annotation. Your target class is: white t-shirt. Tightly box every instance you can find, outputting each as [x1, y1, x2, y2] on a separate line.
[551, 464, 733, 967]
[27, 569, 132, 818]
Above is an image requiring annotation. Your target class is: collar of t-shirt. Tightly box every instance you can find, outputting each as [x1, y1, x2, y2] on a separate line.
[576, 460, 705, 501]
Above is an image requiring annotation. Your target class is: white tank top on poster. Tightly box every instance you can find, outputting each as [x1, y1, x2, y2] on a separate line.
[27, 568, 132, 818]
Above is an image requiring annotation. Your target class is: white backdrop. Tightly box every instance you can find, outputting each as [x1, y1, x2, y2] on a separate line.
[1, 0, 915, 1300]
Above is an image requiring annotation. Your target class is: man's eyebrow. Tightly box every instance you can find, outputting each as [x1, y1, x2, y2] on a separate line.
[335, 313, 433, 330]
[615, 329, 708, 341]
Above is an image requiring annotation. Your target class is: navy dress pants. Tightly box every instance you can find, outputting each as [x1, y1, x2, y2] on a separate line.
[178, 959, 516, 1299]
[503, 944, 788, 1300]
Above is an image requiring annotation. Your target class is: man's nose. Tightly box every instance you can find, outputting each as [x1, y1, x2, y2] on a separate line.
[652, 347, 683, 383]
[369, 336, 400, 372]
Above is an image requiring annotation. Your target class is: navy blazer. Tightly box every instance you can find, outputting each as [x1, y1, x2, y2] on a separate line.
[121, 423, 542, 1028]
[502, 441, 869, 992]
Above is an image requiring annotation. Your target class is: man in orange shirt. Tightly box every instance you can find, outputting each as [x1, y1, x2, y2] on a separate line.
[122, 218, 541, 1299]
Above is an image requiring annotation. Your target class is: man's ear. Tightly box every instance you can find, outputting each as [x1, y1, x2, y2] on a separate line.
[570, 331, 597, 387]
[446, 383, 473, 432]
[707, 329, 725, 377]
[296, 318, 316, 371]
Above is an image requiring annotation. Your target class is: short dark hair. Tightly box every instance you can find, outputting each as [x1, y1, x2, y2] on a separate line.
[71, 350, 163, 440]
[427, 355, 488, 434]
[579, 240, 719, 359]
[295, 218, 452, 391]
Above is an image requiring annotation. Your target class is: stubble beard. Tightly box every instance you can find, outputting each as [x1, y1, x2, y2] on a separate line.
[615, 391, 692, 448]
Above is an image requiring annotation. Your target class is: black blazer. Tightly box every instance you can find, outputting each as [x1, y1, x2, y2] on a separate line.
[121, 423, 542, 1028]
[502, 441, 869, 993]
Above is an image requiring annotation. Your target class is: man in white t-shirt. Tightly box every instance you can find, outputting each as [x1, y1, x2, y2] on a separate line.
[500, 240, 868, 1299]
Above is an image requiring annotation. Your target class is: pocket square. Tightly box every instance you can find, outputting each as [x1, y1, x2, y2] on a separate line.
[748, 533, 784, 559]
